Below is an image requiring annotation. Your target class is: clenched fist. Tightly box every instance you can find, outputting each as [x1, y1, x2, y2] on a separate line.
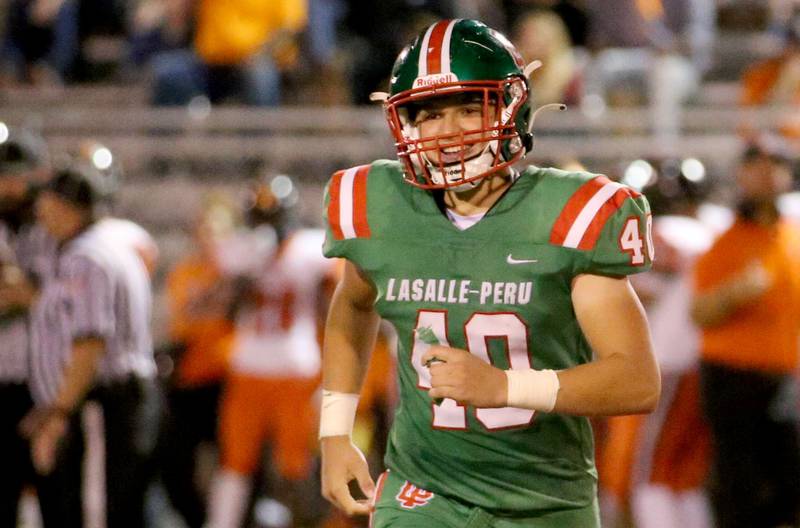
[422, 345, 508, 408]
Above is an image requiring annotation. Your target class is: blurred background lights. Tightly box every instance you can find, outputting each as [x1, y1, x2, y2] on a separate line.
[271, 174, 296, 203]
[623, 159, 655, 191]
[681, 157, 706, 182]
[581, 93, 606, 120]
[0, 122, 8, 144]
[187, 95, 212, 121]
[92, 146, 114, 170]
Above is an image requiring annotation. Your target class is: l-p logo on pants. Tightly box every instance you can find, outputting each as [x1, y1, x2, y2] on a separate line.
[396, 481, 435, 509]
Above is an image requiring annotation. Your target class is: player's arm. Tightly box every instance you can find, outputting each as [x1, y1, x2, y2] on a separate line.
[29, 336, 105, 474]
[552, 186, 659, 415]
[320, 259, 380, 516]
[322, 259, 380, 393]
[554, 274, 660, 416]
[690, 261, 770, 327]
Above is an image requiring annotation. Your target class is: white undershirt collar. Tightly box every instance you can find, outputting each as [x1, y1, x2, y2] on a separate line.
[444, 170, 518, 230]
[446, 208, 487, 230]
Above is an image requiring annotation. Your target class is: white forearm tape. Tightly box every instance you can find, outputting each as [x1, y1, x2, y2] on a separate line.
[319, 390, 360, 438]
[505, 369, 560, 412]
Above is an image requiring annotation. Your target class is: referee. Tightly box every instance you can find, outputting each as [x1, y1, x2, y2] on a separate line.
[0, 125, 53, 526]
[28, 161, 160, 528]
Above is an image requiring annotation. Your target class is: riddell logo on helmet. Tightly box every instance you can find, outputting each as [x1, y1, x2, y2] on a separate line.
[413, 73, 458, 88]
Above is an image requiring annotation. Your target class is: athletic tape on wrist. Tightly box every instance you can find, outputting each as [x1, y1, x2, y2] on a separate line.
[319, 390, 360, 438]
[505, 369, 560, 412]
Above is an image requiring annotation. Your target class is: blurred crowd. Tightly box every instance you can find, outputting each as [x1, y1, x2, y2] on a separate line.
[0, 0, 753, 107]
[3, 0, 800, 118]
[3, 1, 800, 528]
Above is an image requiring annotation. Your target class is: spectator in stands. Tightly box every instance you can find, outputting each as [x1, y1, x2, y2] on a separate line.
[159, 193, 238, 528]
[503, 0, 589, 47]
[741, 12, 800, 138]
[584, 0, 716, 142]
[691, 136, 800, 528]
[511, 8, 583, 106]
[340, 0, 466, 104]
[150, 0, 307, 106]
[128, 0, 193, 69]
[1, 0, 81, 84]
[2, 0, 133, 84]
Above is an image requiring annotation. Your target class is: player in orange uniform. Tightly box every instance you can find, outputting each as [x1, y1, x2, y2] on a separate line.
[161, 194, 238, 528]
[598, 160, 723, 528]
[207, 176, 337, 528]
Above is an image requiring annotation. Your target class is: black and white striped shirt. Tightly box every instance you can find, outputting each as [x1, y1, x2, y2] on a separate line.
[0, 222, 56, 384]
[29, 221, 156, 404]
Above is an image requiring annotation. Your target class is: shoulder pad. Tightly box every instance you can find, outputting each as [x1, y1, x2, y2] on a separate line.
[548, 174, 641, 251]
[326, 164, 373, 241]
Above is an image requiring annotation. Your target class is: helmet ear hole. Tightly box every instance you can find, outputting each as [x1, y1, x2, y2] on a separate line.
[523, 132, 534, 152]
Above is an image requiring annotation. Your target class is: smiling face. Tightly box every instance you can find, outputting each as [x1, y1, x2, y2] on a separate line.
[385, 20, 534, 190]
[411, 93, 498, 167]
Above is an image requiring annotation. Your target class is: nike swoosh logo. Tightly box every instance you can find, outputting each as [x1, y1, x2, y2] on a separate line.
[506, 254, 539, 265]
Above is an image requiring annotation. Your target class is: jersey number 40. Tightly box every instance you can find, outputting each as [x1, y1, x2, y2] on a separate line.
[411, 310, 535, 431]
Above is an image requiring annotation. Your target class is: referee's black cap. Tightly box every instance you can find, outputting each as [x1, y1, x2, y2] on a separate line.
[0, 123, 49, 174]
[45, 162, 113, 209]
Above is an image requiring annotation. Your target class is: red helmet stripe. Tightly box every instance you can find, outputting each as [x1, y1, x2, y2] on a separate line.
[425, 20, 453, 75]
[551, 175, 636, 248]
[352, 165, 372, 238]
[439, 19, 458, 73]
[327, 170, 345, 240]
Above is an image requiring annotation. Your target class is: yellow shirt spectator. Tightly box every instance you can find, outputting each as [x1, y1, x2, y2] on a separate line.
[194, 0, 307, 65]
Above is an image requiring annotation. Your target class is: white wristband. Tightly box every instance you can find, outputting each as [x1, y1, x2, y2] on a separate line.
[319, 390, 360, 438]
[505, 369, 560, 412]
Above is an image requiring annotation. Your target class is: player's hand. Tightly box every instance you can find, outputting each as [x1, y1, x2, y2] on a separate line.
[18, 406, 51, 438]
[730, 261, 771, 302]
[422, 345, 508, 408]
[31, 413, 67, 475]
[320, 435, 375, 516]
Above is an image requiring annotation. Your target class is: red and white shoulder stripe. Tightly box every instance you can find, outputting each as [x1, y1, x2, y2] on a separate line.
[327, 165, 371, 241]
[549, 175, 641, 250]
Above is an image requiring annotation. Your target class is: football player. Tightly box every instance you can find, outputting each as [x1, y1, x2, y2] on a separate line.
[319, 19, 660, 528]
[207, 175, 337, 528]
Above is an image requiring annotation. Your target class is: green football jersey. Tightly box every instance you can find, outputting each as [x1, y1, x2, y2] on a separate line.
[322, 161, 652, 516]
